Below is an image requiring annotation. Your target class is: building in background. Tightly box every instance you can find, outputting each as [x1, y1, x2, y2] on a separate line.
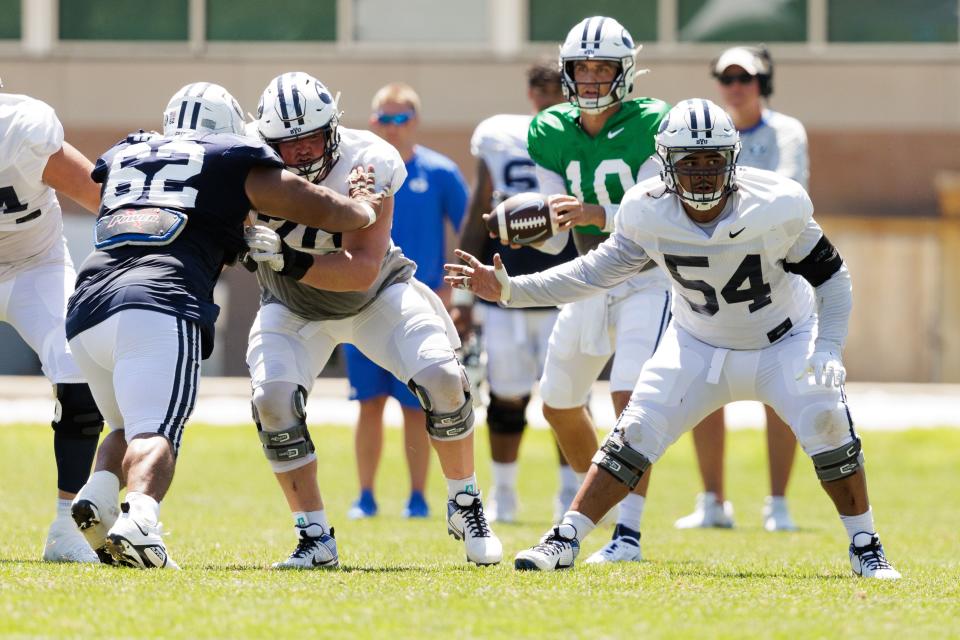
[2, 0, 960, 381]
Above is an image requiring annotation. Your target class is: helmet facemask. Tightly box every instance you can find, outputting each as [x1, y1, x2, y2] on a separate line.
[558, 16, 639, 115]
[561, 58, 633, 114]
[256, 73, 343, 183]
[658, 146, 739, 211]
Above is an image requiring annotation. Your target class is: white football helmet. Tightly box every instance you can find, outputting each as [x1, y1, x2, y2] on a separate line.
[655, 98, 741, 211]
[559, 16, 638, 114]
[256, 71, 342, 183]
[162, 82, 244, 137]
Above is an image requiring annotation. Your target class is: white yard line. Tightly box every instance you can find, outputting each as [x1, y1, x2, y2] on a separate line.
[1, 376, 958, 430]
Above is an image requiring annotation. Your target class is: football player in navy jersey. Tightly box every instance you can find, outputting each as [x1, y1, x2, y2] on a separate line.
[66, 82, 383, 569]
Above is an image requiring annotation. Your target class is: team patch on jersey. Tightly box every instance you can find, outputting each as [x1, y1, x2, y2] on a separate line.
[94, 207, 187, 250]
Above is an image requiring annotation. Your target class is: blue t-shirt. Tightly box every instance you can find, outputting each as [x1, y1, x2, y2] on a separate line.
[66, 131, 283, 358]
[390, 145, 468, 289]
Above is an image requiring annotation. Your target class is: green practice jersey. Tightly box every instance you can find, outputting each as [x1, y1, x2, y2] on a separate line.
[528, 98, 670, 241]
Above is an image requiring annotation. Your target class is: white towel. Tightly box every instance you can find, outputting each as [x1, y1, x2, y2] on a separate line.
[577, 294, 613, 357]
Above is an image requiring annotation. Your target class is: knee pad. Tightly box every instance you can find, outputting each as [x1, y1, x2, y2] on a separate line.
[811, 437, 864, 482]
[591, 428, 651, 490]
[251, 383, 315, 469]
[51, 383, 104, 439]
[408, 360, 474, 441]
[796, 401, 856, 457]
[487, 394, 528, 435]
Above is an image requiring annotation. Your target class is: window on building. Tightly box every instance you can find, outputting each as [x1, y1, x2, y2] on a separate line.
[59, 0, 189, 41]
[828, 0, 958, 42]
[677, 0, 807, 42]
[353, 0, 488, 43]
[207, 0, 336, 41]
[0, 0, 20, 39]
[528, 0, 657, 44]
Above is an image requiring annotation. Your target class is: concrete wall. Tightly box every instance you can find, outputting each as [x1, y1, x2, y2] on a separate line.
[3, 53, 959, 381]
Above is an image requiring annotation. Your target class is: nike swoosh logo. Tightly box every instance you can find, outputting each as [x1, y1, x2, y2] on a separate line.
[513, 229, 549, 244]
[607, 127, 625, 139]
[729, 227, 746, 238]
[312, 556, 336, 567]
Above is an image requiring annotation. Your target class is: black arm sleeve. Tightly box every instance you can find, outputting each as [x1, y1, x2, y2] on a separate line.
[782, 235, 843, 287]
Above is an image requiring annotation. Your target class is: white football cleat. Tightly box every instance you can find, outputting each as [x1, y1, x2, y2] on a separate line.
[42, 515, 99, 563]
[849, 532, 901, 580]
[446, 491, 502, 565]
[104, 505, 179, 570]
[272, 526, 339, 569]
[674, 492, 735, 529]
[584, 524, 642, 564]
[762, 496, 798, 532]
[553, 486, 578, 525]
[514, 523, 580, 571]
[487, 485, 518, 524]
[71, 495, 121, 564]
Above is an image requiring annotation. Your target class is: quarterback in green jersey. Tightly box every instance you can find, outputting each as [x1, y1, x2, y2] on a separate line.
[523, 16, 672, 565]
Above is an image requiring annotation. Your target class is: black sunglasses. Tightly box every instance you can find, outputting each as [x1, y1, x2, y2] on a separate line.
[717, 72, 755, 86]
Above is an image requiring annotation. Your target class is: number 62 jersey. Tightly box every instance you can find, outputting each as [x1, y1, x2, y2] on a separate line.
[507, 166, 842, 351]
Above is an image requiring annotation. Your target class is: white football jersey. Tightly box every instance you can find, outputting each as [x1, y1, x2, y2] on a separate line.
[617, 167, 817, 349]
[254, 126, 406, 255]
[470, 114, 537, 203]
[0, 93, 65, 273]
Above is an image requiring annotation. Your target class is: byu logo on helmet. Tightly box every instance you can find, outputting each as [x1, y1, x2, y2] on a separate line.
[655, 98, 741, 211]
[162, 82, 245, 137]
[559, 16, 640, 114]
[255, 71, 343, 183]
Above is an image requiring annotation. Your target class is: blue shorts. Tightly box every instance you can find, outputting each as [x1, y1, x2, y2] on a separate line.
[343, 344, 420, 407]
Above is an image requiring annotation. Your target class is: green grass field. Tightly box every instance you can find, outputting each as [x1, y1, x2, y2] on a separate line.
[1, 423, 957, 639]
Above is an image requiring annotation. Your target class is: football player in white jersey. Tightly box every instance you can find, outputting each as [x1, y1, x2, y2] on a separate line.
[456, 61, 578, 523]
[675, 45, 813, 533]
[245, 72, 501, 568]
[447, 99, 900, 579]
[0, 87, 106, 562]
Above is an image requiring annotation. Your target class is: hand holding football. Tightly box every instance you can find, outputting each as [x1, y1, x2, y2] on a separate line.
[484, 192, 557, 246]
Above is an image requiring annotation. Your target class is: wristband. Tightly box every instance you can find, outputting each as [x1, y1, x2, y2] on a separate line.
[279, 243, 314, 281]
[358, 201, 377, 228]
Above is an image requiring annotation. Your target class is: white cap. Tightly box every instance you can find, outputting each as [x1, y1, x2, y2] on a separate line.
[714, 47, 765, 76]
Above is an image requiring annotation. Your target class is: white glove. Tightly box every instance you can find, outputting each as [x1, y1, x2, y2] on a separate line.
[803, 351, 846, 388]
[243, 225, 284, 272]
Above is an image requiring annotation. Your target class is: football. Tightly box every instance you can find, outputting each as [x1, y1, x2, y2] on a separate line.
[485, 192, 557, 246]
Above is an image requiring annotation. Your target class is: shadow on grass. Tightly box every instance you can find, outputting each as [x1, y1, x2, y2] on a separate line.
[648, 559, 849, 581]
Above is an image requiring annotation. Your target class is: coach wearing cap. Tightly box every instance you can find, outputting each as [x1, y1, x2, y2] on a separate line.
[674, 45, 813, 535]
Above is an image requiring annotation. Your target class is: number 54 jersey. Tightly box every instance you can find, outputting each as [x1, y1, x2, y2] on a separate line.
[619, 167, 821, 350]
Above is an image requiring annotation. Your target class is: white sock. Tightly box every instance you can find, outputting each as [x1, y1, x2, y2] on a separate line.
[560, 511, 596, 541]
[85, 470, 121, 501]
[840, 507, 875, 544]
[447, 474, 479, 498]
[491, 462, 518, 489]
[57, 498, 72, 518]
[558, 465, 578, 491]
[125, 491, 160, 525]
[293, 510, 329, 536]
[616, 493, 646, 531]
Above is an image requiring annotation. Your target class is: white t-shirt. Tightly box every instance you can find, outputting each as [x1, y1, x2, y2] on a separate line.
[738, 108, 809, 190]
[0, 93, 66, 277]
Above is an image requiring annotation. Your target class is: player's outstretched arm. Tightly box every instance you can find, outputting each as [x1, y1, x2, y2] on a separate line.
[245, 165, 380, 232]
[41, 142, 101, 214]
[298, 196, 395, 292]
